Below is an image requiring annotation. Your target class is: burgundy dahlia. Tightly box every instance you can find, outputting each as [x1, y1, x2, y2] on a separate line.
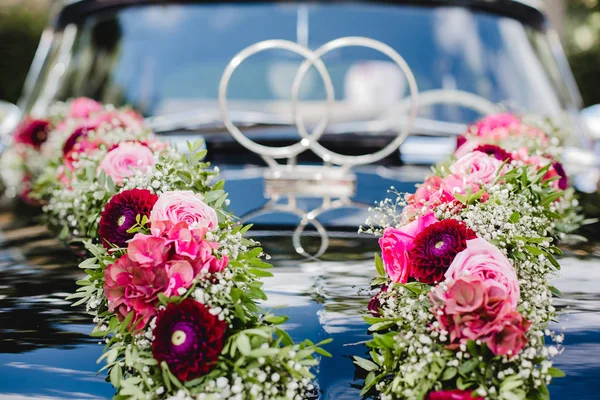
[63, 122, 98, 155]
[367, 285, 388, 317]
[98, 189, 158, 248]
[473, 144, 512, 162]
[552, 161, 568, 190]
[14, 119, 51, 149]
[152, 299, 227, 381]
[409, 219, 477, 284]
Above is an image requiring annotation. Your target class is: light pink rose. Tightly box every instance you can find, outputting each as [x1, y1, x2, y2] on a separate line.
[150, 191, 218, 235]
[128, 234, 171, 266]
[444, 238, 519, 309]
[379, 212, 438, 283]
[450, 151, 506, 185]
[68, 97, 103, 119]
[486, 311, 530, 357]
[98, 142, 155, 184]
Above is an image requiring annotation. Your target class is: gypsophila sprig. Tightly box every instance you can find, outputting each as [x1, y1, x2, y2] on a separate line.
[358, 113, 583, 400]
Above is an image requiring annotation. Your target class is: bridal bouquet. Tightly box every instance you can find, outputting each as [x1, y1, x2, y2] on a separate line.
[4, 98, 329, 400]
[357, 114, 582, 400]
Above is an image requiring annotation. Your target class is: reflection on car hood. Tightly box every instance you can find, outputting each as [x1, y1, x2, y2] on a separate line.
[0, 202, 599, 399]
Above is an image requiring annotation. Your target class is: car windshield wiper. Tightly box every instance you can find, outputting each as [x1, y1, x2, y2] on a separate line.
[146, 109, 467, 137]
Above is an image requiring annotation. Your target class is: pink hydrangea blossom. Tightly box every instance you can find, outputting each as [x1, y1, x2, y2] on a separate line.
[104, 254, 165, 329]
[149, 191, 218, 235]
[450, 151, 506, 185]
[67, 98, 103, 119]
[97, 142, 155, 184]
[104, 219, 228, 330]
[128, 234, 171, 266]
[444, 238, 519, 308]
[379, 212, 438, 283]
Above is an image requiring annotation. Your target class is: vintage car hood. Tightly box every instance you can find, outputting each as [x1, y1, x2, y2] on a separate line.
[0, 199, 599, 399]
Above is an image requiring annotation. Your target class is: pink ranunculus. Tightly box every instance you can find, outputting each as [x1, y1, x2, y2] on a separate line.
[471, 113, 521, 139]
[426, 389, 483, 400]
[97, 142, 155, 184]
[149, 191, 218, 235]
[379, 212, 438, 283]
[486, 311, 531, 357]
[104, 254, 167, 328]
[163, 260, 196, 297]
[444, 238, 519, 310]
[450, 151, 506, 185]
[67, 97, 103, 119]
[128, 233, 171, 266]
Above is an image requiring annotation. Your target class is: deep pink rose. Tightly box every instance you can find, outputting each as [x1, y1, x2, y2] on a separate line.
[104, 254, 166, 328]
[128, 234, 171, 266]
[150, 191, 218, 235]
[426, 389, 483, 400]
[443, 277, 485, 314]
[68, 97, 102, 119]
[486, 311, 531, 357]
[98, 142, 155, 184]
[445, 238, 519, 309]
[450, 151, 506, 185]
[471, 113, 520, 139]
[379, 212, 438, 283]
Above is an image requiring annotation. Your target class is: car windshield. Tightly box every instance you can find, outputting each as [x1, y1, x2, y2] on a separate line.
[28, 2, 573, 126]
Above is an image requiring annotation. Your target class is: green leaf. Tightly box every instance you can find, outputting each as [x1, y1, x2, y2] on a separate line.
[374, 253, 385, 277]
[458, 358, 479, 375]
[264, 314, 288, 325]
[548, 367, 566, 378]
[441, 367, 457, 381]
[509, 211, 521, 223]
[353, 356, 379, 372]
[275, 328, 294, 346]
[236, 334, 251, 356]
[109, 363, 122, 387]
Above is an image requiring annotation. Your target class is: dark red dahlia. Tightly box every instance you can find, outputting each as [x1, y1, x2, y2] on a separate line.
[98, 189, 158, 248]
[456, 135, 467, 149]
[367, 285, 388, 317]
[14, 119, 51, 149]
[63, 122, 98, 155]
[473, 144, 512, 162]
[152, 299, 227, 381]
[552, 161, 568, 190]
[409, 219, 477, 284]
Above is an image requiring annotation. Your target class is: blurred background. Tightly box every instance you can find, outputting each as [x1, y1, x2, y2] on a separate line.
[0, 0, 599, 107]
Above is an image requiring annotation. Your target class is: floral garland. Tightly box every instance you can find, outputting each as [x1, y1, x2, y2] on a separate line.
[2, 98, 330, 399]
[357, 113, 584, 400]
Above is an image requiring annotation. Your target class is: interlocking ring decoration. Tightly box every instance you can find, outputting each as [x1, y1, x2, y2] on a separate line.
[218, 36, 499, 258]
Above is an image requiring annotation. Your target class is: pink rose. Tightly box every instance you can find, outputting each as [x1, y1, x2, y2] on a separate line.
[486, 311, 530, 357]
[450, 151, 506, 185]
[445, 238, 519, 310]
[128, 234, 171, 266]
[98, 142, 155, 184]
[426, 389, 483, 400]
[471, 113, 520, 139]
[150, 191, 218, 235]
[68, 97, 103, 119]
[379, 212, 438, 283]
